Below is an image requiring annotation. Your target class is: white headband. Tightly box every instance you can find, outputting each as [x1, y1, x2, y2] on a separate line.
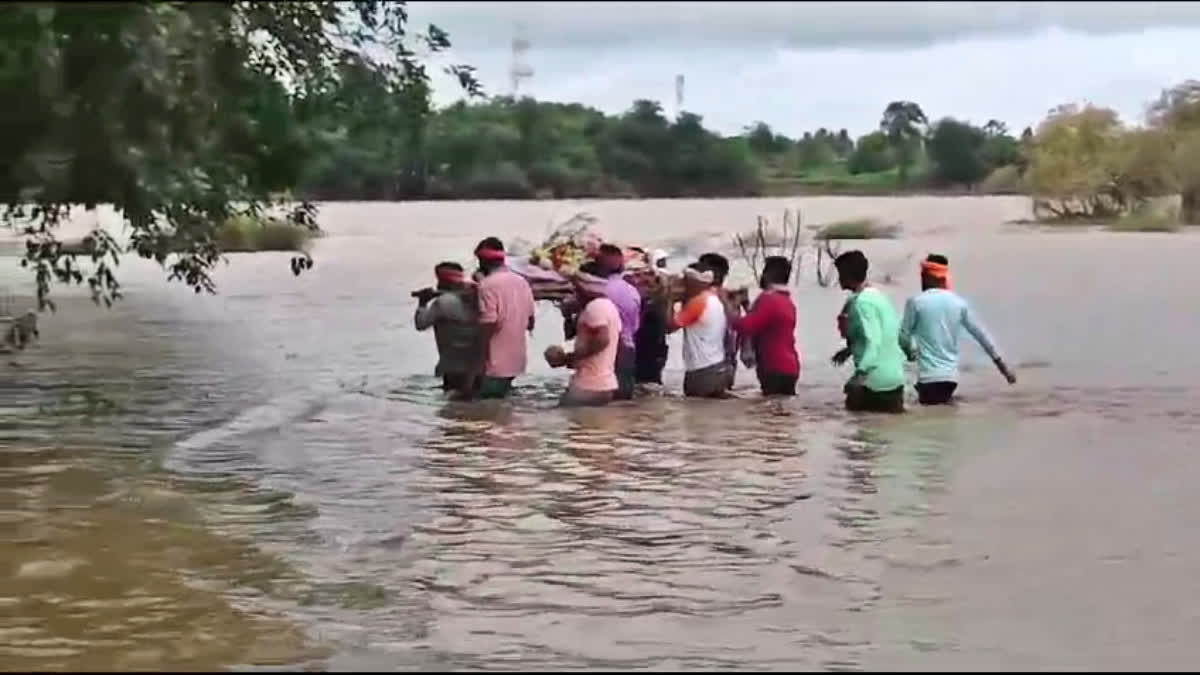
[684, 267, 714, 284]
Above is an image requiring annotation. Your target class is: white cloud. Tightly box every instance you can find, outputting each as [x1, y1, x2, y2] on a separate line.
[406, 2, 1200, 138]
[408, 1, 1200, 50]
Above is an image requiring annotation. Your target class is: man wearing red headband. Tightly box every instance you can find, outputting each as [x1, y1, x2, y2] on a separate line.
[899, 253, 1016, 405]
[474, 237, 536, 399]
[414, 262, 482, 398]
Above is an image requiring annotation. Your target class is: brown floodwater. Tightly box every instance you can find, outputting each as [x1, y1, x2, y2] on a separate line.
[2, 196, 1200, 671]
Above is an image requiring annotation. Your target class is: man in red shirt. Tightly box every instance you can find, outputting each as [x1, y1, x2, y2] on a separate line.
[732, 256, 801, 396]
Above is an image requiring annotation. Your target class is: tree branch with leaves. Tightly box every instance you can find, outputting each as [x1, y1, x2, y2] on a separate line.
[0, 1, 479, 311]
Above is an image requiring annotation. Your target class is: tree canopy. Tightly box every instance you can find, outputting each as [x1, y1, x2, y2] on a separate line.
[880, 100, 928, 184]
[0, 1, 477, 309]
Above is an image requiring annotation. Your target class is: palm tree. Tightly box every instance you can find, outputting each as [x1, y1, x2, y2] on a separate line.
[880, 101, 928, 185]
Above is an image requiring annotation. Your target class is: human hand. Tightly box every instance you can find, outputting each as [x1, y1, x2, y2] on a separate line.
[996, 358, 1017, 385]
[831, 347, 852, 366]
[545, 345, 568, 368]
[414, 287, 438, 306]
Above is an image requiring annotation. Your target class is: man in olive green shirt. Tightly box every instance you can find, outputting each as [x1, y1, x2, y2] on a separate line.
[834, 250, 906, 413]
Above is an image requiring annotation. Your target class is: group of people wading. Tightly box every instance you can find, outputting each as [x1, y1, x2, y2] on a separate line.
[415, 237, 1016, 411]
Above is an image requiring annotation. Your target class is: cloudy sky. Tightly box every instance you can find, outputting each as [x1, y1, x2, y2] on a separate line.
[405, 1, 1200, 138]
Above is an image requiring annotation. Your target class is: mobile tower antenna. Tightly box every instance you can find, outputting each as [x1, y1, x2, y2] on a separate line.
[510, 25, 534, 97]
[674, 74, 685, 118]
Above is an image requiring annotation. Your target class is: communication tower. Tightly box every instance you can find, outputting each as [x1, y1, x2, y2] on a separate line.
[674, 74, 685, 117]
[510, 25, 534, 97]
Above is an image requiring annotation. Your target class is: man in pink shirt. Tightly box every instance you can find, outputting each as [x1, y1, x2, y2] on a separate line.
[475, 237, 536, 399]
[545, 262, 621, 407]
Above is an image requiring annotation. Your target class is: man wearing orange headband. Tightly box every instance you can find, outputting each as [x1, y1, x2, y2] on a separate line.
[899, 253, 1016, 405]
[414, 262, 482, 398]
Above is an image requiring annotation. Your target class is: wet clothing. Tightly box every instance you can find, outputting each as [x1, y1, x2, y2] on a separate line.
[414, 289, 481, 379]
[441, 372, 474, 394]
[899, 288, 1002, 384]
[477, 267, 536, 379]
[683, 361, 732, 398]
[916, 380, 958, 405]
[634, 301, 669, 384]
[845, 385, 905, 413]
[717, 288, 741, 390]
[846, 287, 906, 394]
[478, 376, 514, 400]
[569, 296, 621, 394]
[605, 275, 642, 350]
[758, 371, 798, 396]
[733, 288, 800, 378]
[615, 344, 636, 400]
[676, 291, 727, 372]
[560, 387, 615, 407]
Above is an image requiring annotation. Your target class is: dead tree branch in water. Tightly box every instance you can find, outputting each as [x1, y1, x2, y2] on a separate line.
[815, 239, 842, 288]
[733, 208, 809, 286]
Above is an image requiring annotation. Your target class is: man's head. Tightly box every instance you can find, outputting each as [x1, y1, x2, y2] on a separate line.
[834, 250, 869, 291]
[698, 253, 729, 287]
[474, 237, 506, 274]
[920, 253, 951, 291]
[572, 261, 609, 302]
[760, 256, 792, 289]
[597, 243, 625, 277]
[683, 262, 715, 298]
[434, 261, 467, 291]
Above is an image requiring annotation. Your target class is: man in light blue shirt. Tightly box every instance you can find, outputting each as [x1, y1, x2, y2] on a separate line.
[899, 254, 1017, 405]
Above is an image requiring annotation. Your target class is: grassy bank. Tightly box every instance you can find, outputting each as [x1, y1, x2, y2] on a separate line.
[1012, 201, 1187, 233]
[761, 162, 1026, 198]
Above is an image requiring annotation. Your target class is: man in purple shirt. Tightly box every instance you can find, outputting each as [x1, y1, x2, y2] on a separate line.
[597, 244, 641, 400]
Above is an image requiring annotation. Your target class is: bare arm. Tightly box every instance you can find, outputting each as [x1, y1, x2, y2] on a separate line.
[414, 296, 440, 332]
[667, 294, 706, 334]
[961, 302, 1000, 360]
[566, 326, 610, 367]
[477, 284, 500, 372]
[899, 298, 917, 361]
[962, 302, 1015, 383]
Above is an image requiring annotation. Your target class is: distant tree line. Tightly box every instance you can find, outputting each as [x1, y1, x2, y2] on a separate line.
[294, 80, 1038, 200]
[5, 1, 1199, 312]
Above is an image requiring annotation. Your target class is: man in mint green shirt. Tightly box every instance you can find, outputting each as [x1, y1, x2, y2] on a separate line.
[834, 250, 907, 413]
[899, 254, 1016, 405]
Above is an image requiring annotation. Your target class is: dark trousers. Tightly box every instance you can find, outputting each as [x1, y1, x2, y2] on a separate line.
[684, 362, 732, 398]
[845, 386, 905, 413]
[560, 388, 615, 407]
[478, 376, 514, 400]
[635, 357, 667, 385]
[916, 381, 958, 405]
[758, 371, 798, 396]
[615, 344, 636, 400]
[441, 373, 475, 395]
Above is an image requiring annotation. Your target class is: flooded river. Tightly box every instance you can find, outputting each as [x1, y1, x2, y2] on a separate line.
[3, 196, 1200, 670]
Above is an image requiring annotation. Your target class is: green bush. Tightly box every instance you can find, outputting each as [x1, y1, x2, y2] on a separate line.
[1107, 205, 1182, 232]
[980, 165, 1025, 194]
[215, 215, 316, 252]
[814, 218, 902, 240]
